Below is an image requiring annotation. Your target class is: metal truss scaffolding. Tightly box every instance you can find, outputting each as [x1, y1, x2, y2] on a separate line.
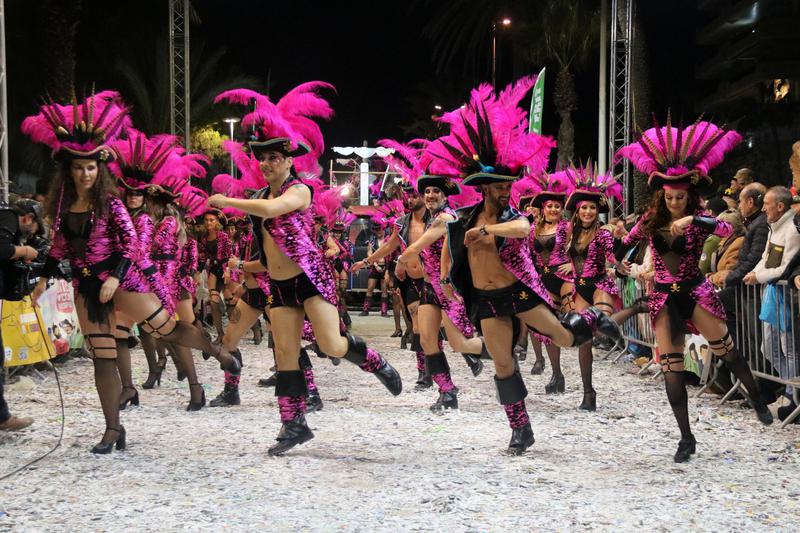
[0, 0, 8, 203]
[169, 0, 191, 149]
[608, 0, 633, 216]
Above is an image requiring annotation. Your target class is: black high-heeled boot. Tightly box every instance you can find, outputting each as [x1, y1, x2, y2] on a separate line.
[186, 383, 206, 411]
[673, 434, 696, 463]
[579, 389, 597, 411]
[545, 374, 565, 394]
[91, 426, 126, 454]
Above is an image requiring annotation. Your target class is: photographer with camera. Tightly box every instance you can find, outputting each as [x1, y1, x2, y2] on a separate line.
[0, 199, 38, 431]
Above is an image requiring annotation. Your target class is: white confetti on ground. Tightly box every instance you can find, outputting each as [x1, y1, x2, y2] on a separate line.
[1, 314, 799, 532]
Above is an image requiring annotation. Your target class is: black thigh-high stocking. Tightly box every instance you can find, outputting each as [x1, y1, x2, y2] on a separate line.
[210, 291, 224, 338]
[578, 343, 593, 393]
[711, 333, 761, 399]
[138, 307, 238, 374]
[139, 330, 160, 375]
[546, 344, 562, 377]
[661, 352, 692, 439]
[94, 358, 122, 443]
[114, 325, 137, 405]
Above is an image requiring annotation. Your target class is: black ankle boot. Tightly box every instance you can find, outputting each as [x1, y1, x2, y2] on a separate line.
[544, 374, 565, 394]
[462, 353, 484, 377]
[343, 333, 402, 395]
[259, 372, 278, 388]
[210, 384, 241, 407]
[508, 424, 535, 455]
[673, 434, 696, 463]
[267, 415, 315, 456]
[306, 390, 324, 413]
[579, 389, 597, 411]
[186, 383, 206, 411]
[430, 387, 459, 412]
[415, 370, 433, 390]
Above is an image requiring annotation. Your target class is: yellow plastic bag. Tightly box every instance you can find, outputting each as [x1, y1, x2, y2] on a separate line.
[2, 297, 55, 367]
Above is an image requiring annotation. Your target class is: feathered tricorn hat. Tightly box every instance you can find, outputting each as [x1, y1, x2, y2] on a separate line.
[563, 162, 623, 214]
[514, 171, 570, 211]
[110, 131, 211, 216]
[214, 82, 335, 176]
[616, 112, 742, 191]
[425, 76, 556, 186]
[21, 89, 131, 162]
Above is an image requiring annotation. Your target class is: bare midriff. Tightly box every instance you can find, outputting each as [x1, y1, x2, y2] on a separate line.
[405, 216, 426, 279]
[261, 226, 303, 281]
[468, 235, 517, 290]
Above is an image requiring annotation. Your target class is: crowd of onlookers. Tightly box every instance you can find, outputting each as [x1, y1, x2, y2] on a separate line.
[609, 167, 800, 424]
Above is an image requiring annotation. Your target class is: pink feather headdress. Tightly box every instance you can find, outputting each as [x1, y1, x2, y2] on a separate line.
[21, 89, 132, 161]
[377, 138, 430, 192]
[424, 76, 556, 185]
[214, 82, 335, 179]
[616, 112, 742, 189]
[562, 162, 623, 214]
[110, 130, 210, 217]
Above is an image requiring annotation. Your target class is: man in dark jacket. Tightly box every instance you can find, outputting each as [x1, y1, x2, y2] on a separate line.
[0, 201, 38, 431]
[717, 183, 769, 362]
[724, 183, 768, 287]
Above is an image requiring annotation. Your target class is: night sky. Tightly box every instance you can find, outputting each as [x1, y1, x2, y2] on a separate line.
[7, 0, 697, 181]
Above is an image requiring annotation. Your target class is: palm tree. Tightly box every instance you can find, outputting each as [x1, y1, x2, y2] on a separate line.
[519, 0, 599, 168]
[400, 79, 475, 139]
[39, 0, 82, 101]
[416, 0, 508, 80]
[114, 34, 261, 136]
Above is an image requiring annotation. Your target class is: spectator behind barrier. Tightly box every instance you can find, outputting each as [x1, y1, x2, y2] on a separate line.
[699, 197, 730, 274]
[724, 183, 768, 288]
[708, 210, 745, 288]
[743, 186, 800, 286]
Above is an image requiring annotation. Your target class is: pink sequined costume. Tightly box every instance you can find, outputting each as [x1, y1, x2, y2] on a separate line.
[43, 196, 163, 323]
[152, 216, 181, 309]
[622, 211, 731, 333]
[569, 227, 618, 303]
[177, 236, 198, 298]
[215, 82, 401, 454]
[420, 205, 476, 338]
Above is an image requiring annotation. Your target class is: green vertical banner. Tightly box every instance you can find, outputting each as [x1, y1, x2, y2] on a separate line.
[528, 67, 546, 134]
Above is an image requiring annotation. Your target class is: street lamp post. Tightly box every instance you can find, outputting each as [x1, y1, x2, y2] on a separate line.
[492, 18, 511, 87]
[223, 117, 240, 177]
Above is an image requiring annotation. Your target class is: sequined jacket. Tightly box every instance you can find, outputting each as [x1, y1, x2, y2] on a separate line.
[249, 176, 338, 305]
[198, 230, 231, 274]
[43, 196, 166, 306]
[177, 236, 198, 296]
[152, 216, 180, 305]
[446, 201, 554, 324]
[569, 227, 618, 296]
[531, 219, 571, 281]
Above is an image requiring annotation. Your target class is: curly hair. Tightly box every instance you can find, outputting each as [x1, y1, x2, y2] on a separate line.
[642, 188, 702, 236]
[45, 159, 119, 227]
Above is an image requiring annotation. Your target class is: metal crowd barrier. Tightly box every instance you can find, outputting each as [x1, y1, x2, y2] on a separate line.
[609, 276, 800, 428]
[731, 281, 800, 428]
[608, 277, 659, 377]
